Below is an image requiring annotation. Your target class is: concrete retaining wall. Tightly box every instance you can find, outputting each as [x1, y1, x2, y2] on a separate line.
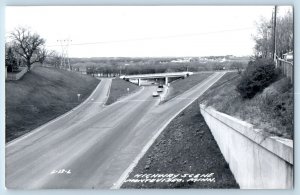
[6, 67, 28, 81]
[199, 104, 293, 189]
[6, 63, 39, 81]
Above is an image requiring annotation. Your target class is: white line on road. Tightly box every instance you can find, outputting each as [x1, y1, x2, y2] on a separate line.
[111, 72, 226, 189]
[6, 79, 109, 148]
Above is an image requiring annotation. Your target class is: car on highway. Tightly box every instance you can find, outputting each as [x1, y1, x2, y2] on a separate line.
[152, 91, 159, 97]
[157, 88, 163, 93]
[158, 84, 164, 88]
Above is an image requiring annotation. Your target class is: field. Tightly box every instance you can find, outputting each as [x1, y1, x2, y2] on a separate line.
[105, 78, 140, 105]
[5, 66, 100, 142]
[122, 101, 239, 189]
[163, 73, 213, 102]
[199, 72, 293, 139]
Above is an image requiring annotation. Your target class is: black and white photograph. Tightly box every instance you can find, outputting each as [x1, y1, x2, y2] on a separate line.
[4, 5, 294, 189]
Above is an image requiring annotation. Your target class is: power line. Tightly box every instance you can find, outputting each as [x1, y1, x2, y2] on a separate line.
[57, 39, 72, 70]
[47, 27, 253, 47]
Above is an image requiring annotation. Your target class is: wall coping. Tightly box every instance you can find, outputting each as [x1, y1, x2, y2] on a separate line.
[6, 66, 28, 80]
[200, 104, 293, 165]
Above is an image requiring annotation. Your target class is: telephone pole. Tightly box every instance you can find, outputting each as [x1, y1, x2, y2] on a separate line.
[57, 39, 72, 70]
[272, 5, 277, 64]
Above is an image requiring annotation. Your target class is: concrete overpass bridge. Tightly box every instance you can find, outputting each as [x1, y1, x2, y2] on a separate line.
[120, 72, 194, 86]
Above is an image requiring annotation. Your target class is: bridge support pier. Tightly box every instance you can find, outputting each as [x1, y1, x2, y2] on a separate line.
[165, 77, 168, 85]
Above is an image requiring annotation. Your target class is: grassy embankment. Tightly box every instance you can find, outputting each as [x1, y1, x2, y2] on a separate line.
[6, 66, 100, 142]
[105, 78, 140, 105]
[199, 72, 293, 139]
[122, 101, 239, 189]
[163, 73, 213, 102]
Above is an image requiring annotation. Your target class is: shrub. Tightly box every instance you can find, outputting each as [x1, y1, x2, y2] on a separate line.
[259, 78, 294, 138]
[5, 47, 18, 72]
[236, 58, 279, 99]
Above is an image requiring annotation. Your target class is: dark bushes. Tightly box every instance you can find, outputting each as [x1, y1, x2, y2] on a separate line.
[236, 58, 279, 99]
[260, 78, 293, 138]
[5, 47, 19, 72]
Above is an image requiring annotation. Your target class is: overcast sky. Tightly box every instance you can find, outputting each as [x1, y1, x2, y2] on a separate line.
[5, 6, 292, 58]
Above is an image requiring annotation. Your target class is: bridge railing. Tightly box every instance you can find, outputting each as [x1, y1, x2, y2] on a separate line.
[120, 71, 193, 79]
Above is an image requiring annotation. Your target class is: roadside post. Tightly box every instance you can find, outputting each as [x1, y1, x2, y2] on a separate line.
[77, 93, 81, 102]
[127, 88, 129, 94]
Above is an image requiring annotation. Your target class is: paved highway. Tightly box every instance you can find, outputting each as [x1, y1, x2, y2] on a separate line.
[6, 72, 225, 189]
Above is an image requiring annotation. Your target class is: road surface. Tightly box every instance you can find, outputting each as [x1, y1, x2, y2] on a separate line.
[6, 72, 225, 189]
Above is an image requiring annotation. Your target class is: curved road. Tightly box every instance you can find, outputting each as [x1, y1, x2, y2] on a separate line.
[6, 72, 225, 189]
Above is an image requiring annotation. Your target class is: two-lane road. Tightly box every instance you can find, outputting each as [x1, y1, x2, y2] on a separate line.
[6, 72, 225, 189]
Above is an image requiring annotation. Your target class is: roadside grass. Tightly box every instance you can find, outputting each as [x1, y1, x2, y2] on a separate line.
[5, 66, 100, 142]
[199, 72, 293, 139]
[122, 101, 239, 189]
[164, 73, 213, 102]
[105, 78, 140, 105]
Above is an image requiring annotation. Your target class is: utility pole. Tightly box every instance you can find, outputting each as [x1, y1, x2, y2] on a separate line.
[57, 39, 72, 70]
[272, 5, 277, 64]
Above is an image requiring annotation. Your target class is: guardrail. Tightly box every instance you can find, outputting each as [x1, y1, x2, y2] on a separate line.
[120, 71, 194, 79]
[277, 58, 293, 82]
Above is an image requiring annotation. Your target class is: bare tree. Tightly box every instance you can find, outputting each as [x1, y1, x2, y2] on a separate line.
[275, 10, 293, 57]
[10, 27, 46, 71]
[37, 47, 48, 65]
[253, 17, 273, 58]
[46, 50, 61, 68]
[253, 9, 293, 59]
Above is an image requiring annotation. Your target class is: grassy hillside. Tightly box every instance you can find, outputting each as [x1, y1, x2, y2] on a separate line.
[199, 72, 293, 139]
[105, 78, 140, 105]
[122, 101, 239, 189]
[164, 73, 213, 102]
[6, 66, 100, 142]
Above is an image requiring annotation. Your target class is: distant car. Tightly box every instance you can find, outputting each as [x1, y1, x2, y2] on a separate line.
[158, 85, 164, 88]
[152, 91, 159, 97]
[157, 88, 163, 93]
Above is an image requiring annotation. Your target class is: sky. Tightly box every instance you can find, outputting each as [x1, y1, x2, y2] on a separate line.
[5, 6, 292, 58]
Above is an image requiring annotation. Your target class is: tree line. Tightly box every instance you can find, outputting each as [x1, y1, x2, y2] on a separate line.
[83, 60, 247, 77]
